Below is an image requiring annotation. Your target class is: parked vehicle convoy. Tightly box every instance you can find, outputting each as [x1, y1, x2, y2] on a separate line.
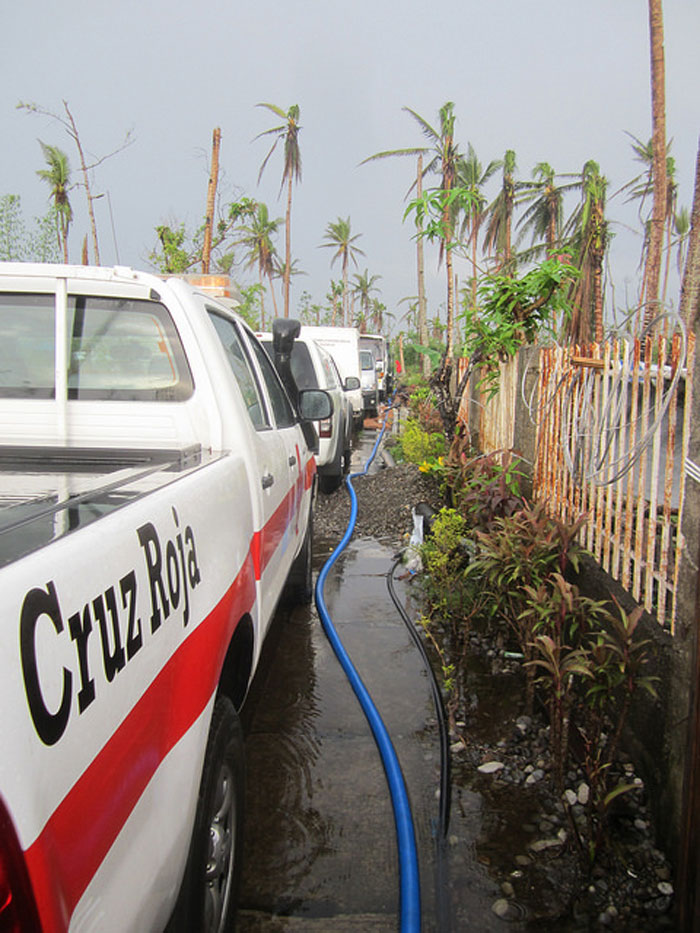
[298, 325, 364, 427]
[0, 263, 331, 933]
[258, 329, 357, 492]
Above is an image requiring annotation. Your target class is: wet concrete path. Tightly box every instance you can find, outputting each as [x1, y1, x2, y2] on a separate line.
[237, 433, 523, 932]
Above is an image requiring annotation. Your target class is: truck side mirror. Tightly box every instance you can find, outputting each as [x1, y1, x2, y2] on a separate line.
[297, 389, 332, 455]
[272, 318, 301, 356]
[271, 318, 302, 404]
[298, 389, 333, 421]
[344, 376, 361, 391]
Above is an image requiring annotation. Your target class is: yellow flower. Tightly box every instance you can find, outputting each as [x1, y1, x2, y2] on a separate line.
[419, 461, 430, 473]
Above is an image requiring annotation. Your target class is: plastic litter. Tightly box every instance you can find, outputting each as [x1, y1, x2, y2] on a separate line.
[404, 508, 424, 574]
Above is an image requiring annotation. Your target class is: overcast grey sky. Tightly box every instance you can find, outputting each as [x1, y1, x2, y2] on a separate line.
[2, 0, 699, 331]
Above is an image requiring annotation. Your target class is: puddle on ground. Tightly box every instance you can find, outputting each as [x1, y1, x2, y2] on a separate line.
[238, 430, 586, 930]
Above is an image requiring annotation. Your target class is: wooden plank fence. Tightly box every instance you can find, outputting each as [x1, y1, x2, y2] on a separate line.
[532, 333, 693, 631]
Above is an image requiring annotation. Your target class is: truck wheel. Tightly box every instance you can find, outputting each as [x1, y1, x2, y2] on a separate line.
[285, 507, 313, 604]
[319, 445, 343, 493]
[169, 697, 244, 933]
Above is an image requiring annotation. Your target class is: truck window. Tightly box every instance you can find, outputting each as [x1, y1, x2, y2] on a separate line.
[0, 293, 54, 397]
[360, 350, 375, 371]
[208, 311, 269, 429]
[246, 336, 297, 429]
[66, 296, 193, 400]
[0, 293, 194, 401]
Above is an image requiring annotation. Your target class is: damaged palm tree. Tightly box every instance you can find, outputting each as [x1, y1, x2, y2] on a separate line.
[436, 256, 579, 441]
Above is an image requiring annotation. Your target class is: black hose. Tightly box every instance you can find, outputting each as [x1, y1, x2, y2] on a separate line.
[387, 557, 452, 932]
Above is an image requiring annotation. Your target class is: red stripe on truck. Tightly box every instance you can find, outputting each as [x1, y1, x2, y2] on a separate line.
[252, 454, 315, 580]
[24, 553, 256, 933]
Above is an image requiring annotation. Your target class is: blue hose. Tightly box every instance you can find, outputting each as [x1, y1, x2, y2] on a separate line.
[314, 404, 421, 932]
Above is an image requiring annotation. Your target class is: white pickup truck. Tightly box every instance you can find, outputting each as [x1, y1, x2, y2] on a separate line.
[0, 263, 330, 932]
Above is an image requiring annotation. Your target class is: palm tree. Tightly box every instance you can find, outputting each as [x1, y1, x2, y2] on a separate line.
[237, 202, 282, 329]
[679, 140, 700, 328]
[272, 256, 305, 307]
[483, 149, 520, 274]
[362, 102, 462, 360]
[517, 162, 580, 260]
[674, 205, 691, 279]
[457, 143, 502, 308]
[622, 133, 676, 313]
[254, 103, 302, 317]
[320, 217, 364, 325]
[36, 141, 72, 262]
[644, 0, 668, 330]
[564, 161, 609, 343]
[351, 269, 382, 325]
[326, 279, 343, 326]
[370, 298, 389, 334]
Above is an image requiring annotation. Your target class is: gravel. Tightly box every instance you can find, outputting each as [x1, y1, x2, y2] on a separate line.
[315, 455, 444, 543]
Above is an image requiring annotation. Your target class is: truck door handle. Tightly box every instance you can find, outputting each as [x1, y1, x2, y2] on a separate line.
[288, 455, 297, 467]
[261, 473, 274, 489]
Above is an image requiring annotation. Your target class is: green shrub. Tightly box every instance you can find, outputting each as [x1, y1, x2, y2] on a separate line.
[396, 417, 446, 467]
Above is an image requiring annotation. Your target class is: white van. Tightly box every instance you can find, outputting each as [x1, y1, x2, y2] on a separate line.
[360, 333, 390, 402]
[359, 346, 379, 417]
[300, 326, 364, 427]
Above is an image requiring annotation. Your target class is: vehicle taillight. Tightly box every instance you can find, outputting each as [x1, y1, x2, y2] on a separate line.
[318, 418, 332, 439]
[0, 799, 40, 933]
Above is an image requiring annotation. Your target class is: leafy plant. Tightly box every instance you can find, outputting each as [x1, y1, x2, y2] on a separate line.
[446, 439, 526, 531]
[396, 418, 446, 467]
[457, 256, 579, 401]
[527, 632, 593, 789]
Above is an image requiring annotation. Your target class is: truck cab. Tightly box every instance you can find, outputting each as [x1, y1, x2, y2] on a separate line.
[0, 263, 329, 933]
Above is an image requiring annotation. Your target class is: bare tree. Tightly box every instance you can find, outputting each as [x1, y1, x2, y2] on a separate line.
[18, 99, 133, 265]
[201, 128, 222, 273]
[641, 0, 667, 330]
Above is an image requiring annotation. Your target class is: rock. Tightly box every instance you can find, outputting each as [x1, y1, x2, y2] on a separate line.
[478, 760, 504, 774]
[529, 837, 563, 853]
[525, 769, 545, 785]
[491, 898, 510, 919]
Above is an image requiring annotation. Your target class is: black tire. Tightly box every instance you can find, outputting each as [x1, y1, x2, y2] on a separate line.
[168, 697, 244, 933]
[318, 443, 344, 493]
[284, 505, 313, 604]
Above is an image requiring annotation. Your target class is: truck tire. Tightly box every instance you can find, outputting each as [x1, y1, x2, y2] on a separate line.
[168, 696, 244, 933]
[319, 444, 343, 493]
[284, 507, 313, 604]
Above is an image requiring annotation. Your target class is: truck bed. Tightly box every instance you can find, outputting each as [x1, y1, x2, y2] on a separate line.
[0, 444, 212, 569]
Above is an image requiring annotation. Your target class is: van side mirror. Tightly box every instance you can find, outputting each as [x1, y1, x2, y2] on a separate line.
[344, 376, 361, 391]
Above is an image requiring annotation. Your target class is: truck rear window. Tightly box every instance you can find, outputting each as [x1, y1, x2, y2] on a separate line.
[260, 339, 319, 390]
[0, 293, 193, 401]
